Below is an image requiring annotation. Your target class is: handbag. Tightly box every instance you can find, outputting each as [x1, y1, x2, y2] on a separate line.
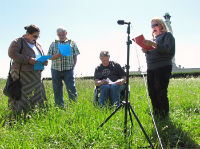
[3, 38, 23, 100]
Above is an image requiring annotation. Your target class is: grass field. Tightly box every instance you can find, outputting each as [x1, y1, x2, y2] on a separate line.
[0, 77, 200, 149]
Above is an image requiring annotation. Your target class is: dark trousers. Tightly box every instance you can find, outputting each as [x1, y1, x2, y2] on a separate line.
[147, 65, 172, 117]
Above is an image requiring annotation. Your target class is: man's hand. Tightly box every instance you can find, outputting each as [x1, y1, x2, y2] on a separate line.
[43, 61, 48, 66]
[101, 79, 109, 85]
[115, 79, 125, 85]
[95, 79, 109, 87]
[50, 53, 62, 60]
[29, 57, 37, 65]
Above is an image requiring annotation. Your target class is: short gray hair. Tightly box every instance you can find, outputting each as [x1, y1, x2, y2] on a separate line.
[100, 51, 110, 59]
[57, 27, 67, 33]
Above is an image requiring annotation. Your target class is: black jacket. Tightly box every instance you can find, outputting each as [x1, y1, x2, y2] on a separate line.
[146, 32, 175, 70]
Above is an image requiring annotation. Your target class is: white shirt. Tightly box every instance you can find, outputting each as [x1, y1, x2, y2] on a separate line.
[27, 42, 41, 57]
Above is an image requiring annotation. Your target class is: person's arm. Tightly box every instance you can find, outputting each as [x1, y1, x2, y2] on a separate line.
[141, 48, 148, 53]
[73, 55, 77, 67]
[47, 42, 62, 60]
[113, 63, 127, 85]
[95, 79, 102, 87]
[72, 41, 80, 67]
[115, 76, 126, 85]
[50, 54, 62, 60]
[95, 79, 109, 87]
[94, 67, 108, 86]
[142, 40, 157, 49]
[8, 39, 31, 64]
[156, 33, 175, 54]
[143, 33, 175, 54]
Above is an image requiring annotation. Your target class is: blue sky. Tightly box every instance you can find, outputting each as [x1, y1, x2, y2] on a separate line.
[0, 0, 200, 78]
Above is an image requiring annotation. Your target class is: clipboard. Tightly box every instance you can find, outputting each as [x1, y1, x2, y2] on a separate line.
[34, 55, 52, 70]
[34, 62, 44, 70]
[37, 55, 52, 63]
[58, 44, 72, 56]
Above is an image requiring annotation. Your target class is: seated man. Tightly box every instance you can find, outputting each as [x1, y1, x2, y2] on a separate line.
[94, 51, 126, 107]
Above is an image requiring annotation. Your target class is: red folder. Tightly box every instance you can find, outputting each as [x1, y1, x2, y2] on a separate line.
[132, 35, 155, 50]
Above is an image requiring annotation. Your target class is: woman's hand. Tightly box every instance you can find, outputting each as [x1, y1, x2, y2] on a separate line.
[43, 61, 48, 66]
[141, 48, 148, 53]
[29, 57, 37, 65]
[143, 40, 157, 48]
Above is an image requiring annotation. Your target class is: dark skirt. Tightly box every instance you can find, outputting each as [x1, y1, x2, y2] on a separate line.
[8, 70, 46, 113]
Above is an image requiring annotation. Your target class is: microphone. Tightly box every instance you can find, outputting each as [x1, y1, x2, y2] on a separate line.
[117, 20, 131, 25]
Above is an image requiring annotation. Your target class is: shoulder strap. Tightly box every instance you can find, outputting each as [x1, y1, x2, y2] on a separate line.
[19, 38, 23, 54]
[8, 60, 12, 75]
[18, 38, 24, 79]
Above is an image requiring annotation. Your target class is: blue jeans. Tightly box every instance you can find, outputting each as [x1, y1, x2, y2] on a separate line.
[51, 69, 77, 107]
[99, 83, 125, 107]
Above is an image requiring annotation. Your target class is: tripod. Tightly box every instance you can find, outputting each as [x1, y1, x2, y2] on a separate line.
[97, 21, 154, 149]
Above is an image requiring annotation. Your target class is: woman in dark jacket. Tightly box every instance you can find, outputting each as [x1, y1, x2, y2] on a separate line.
[8, 25, 47, 114]
[142, 18, 175, 117]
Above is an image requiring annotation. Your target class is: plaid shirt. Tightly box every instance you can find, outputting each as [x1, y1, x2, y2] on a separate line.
[48, 39, 80, 71]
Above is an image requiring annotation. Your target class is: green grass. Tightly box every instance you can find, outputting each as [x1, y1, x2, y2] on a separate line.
[0, 77, 199, 149]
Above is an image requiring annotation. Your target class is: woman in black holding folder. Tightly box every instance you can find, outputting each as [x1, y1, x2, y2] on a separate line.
[142, 18, 175, 118]
[8, 25, 47, 114]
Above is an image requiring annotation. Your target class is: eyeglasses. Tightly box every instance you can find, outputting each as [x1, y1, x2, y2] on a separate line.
[57, 34, 66, 37]
[33, 35, 39, 39]
[151, 24, 158, 28]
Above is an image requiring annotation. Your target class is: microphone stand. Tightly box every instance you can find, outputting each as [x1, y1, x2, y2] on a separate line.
[98, 22, 154, 149]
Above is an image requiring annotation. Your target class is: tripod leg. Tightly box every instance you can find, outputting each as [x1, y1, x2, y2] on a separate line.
[128, 107, 133, 127]
[129, 104, 154, 149]
[98, 103, 123, 129]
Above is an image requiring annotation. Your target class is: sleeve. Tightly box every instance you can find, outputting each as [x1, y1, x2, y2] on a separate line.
[47, 42, 55, 55]
[115, 63, 126, 78]
[156, 33, 175, 55]
[94, 67, 102, 80]
[71, 41, 80, 56]
[8, 39, 30, 64]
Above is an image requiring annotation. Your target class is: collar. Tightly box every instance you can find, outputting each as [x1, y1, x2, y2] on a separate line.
[155, 32, 166, 39]
[21, 35, 43, 55]
[55, 38, 70, 43]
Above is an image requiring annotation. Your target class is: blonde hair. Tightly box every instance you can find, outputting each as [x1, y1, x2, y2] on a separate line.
[100, 51, 110, 59]
[151, 18, 168, 39]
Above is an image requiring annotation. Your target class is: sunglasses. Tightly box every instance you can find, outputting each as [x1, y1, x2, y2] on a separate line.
[151, 24, 158, 28]
[33, 35, 39, 39]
